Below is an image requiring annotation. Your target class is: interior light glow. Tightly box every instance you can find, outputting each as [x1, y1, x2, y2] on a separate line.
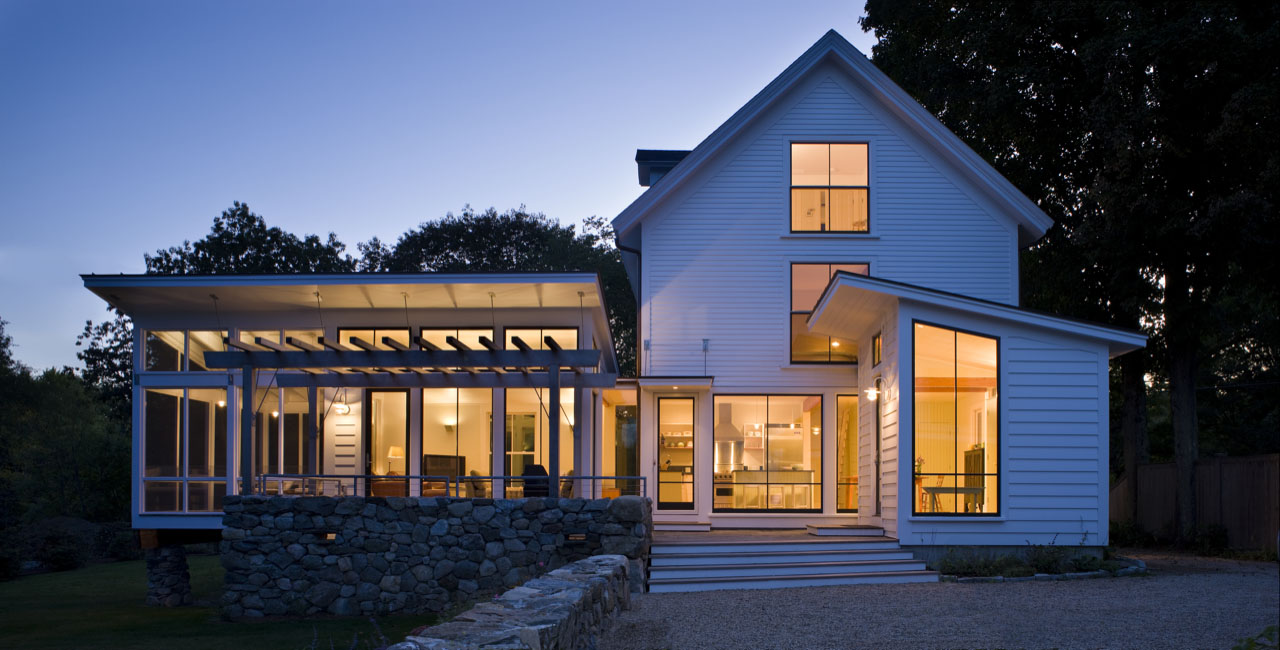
[831, 341, 840, 347]
[271, 410, 280, 417]
[216, 400, 226, 408]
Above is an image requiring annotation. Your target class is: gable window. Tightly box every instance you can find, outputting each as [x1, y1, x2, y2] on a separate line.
[790, 263, 867, 363]
[791, 143, 869, 232]
[913, 322, 999, 516]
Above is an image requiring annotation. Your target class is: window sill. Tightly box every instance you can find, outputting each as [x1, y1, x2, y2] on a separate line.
[781, 233, 879, 241]
[906, 515, 1005, 523]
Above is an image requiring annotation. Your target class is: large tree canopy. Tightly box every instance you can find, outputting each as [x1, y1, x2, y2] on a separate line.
[144, 201, 356, 274]
[364, 207, 636, 376]
[862, 0, 1280, 538]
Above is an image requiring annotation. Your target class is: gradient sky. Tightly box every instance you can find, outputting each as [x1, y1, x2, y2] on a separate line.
[0, 1, 877, 370]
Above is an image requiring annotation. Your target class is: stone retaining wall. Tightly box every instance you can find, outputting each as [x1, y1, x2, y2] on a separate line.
[389, 554, 632, 650]
[220, 494, 651, 618]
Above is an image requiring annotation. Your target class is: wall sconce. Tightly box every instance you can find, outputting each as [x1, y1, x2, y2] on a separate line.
[217, 400, 226, 408]
[334, 389, 350, 415]
[444, 424, 456, 436]
[864, 387, 879, 402]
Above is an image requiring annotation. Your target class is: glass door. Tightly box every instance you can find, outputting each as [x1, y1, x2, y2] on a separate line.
[365, 389, 409, 496]
[657, 397, 695, 509]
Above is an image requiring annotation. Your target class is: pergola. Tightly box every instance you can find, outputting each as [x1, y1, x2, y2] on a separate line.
[204, 331, 615, 495]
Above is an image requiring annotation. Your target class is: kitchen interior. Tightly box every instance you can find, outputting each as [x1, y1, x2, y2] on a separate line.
[712, 396, 821, 511]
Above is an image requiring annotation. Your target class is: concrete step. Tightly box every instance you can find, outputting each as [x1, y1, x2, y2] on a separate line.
[806, 524, 885, 537]
[651, 548, 916, 567]
[647, 570, 940, 593]
[650, 558, 928, 580]
[653, 521, 712, 532]
[651, 538, 901, 555]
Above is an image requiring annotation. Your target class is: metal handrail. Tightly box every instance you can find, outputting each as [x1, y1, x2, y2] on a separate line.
[255, 473, 454, 497]
[464, 475, 647, 499]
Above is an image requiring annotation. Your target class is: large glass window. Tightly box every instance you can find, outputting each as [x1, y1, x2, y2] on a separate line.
[143, 331, 184, 371]
[913, 322, 999, 515]
[712, 395, 821, 512]
[791, 143, 869, 232]
[657, 397, 695, 509]
[504, 388, 575, 495]
[836, 395, 858, 512]
[367, 389, 410, 497]
[791, 263, 867, 363]
[423, 388, 492, 497]
[142, 387, 227, 512]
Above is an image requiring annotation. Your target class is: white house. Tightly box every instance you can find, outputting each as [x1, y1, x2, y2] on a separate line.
[84, 31, 1143, 572]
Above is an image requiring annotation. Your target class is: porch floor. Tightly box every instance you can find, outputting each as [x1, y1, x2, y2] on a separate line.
[652, 528, 894, 545]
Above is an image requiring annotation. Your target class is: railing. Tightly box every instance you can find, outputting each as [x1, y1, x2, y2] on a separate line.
[255, 474, 455, 498]
[463, 476, 647, 500]
[253, 473, 647, 499]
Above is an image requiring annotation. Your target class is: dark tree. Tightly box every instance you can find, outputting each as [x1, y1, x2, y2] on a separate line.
[0, 317, 14, 375]
[75, 309, 133, 428]
[862, 1, 1280, 539]
[372, 207, 637, 376]
[144, 201, 355, 274]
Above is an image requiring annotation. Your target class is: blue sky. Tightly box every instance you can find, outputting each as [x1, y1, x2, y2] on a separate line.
[0, 1, 876, 370]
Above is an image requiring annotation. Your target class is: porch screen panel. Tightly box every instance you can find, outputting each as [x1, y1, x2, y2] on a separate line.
[188, 331, 226, 371]
[504, 388, 574, 493]
[143, 389, 182, 512]
[423, 388, 492, 497]
[144, 331, 184, 371]
[913, 323, 999, 515]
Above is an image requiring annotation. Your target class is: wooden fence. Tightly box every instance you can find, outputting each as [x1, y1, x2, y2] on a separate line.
[1109, 453, 1279, 552]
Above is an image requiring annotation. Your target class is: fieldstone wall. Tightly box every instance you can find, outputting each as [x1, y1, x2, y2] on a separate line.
[145, 545, 193, 607]
[220, 494, 651, 619]
[389, 554, 632, 650]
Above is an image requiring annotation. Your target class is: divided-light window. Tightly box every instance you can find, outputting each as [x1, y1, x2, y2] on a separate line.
[791, 143, 869, 232]
[912, 322, 999, 515]
[791, 263, 867, 363]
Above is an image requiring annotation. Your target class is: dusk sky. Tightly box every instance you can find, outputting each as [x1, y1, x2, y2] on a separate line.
[0, 1, 875, 371]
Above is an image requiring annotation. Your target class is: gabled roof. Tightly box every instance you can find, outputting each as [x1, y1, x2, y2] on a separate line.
[808, 271, 1146, 358]
[612, 29, 1055, 247]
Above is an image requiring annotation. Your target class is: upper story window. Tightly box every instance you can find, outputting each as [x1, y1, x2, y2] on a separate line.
[790, 143, 869, 233]
[790, 263, 867, 363]
[420, 328, 494, 351]
[337, 328, 411, 350]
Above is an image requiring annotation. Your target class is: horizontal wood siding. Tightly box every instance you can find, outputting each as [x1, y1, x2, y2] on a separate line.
[640, 64, 1017, 385]
[898, 303, 1110, 545]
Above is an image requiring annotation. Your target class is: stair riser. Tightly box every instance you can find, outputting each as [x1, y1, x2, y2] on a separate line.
[651, 562, 927, 579]
[648, 573, 939, 593]
[652, 551, 915, 566]
[653, 541, 899, 554]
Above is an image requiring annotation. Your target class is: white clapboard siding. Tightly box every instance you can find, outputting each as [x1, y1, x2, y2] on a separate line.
[639, 65, 1019, 386]
[896, 309, 1109, 546]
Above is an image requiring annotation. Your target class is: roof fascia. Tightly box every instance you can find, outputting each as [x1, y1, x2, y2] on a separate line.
[612, 30, 1054, 244]
[81, 272, 602, 289]
[810, 272, 1146, 356]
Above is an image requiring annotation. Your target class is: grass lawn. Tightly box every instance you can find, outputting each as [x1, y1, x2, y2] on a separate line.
[0, 555, 433, 650]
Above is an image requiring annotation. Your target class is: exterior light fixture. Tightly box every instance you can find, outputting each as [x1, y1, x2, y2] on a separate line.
[217, 400, 226, 408]
[334, 389, 351, 414]
[864, 387, 879, 401]
[831, 341, 840, 347]
[271, 410, 280, 418]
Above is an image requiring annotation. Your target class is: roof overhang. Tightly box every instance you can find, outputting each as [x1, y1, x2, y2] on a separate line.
[808, 272, 1147, 359]
[612, 30, 1055, 247]
[82, 272, 619, 372]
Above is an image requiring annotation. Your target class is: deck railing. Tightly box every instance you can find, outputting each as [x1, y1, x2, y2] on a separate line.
[252, 473, 647, 499]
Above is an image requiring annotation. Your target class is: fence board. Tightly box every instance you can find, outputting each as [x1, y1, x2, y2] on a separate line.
[1109, 454, 1278, 552]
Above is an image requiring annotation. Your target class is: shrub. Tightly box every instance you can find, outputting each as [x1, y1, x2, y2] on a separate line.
[1025, 538, 1067, 574]
[1068, 553, 1103, 572]
[1190, 524, 1229, 556]
[1233, 625, 1278, 650]
[96, 523, 140, 561]
[1109, 519, 1156, 547]
[35, 529, 89, 571]
[0, 535, 21, 581]
[935, 549, 1032, 577]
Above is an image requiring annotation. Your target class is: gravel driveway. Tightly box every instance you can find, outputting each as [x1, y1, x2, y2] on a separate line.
[599, 551, 1279, 650]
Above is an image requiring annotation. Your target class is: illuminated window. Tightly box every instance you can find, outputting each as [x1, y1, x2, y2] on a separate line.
[337, 328, 410, 350]
[791, 143, 869, 232]
[419, 328, 494, 351]
[790, 263, 867, 363]
[913, 322, 999, 515]
[422, 388, 492, 497]
[712, 395, 821, 512]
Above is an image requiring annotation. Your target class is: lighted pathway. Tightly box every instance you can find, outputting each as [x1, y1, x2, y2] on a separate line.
[600, 551, 1279, 650]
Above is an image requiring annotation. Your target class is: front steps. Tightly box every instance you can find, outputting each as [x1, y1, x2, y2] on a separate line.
[648, 534, 937, 593]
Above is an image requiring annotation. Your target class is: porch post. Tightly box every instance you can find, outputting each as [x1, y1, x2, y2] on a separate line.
[547, 365, 560, 492]
[306, 385, 318, 474]
[240, 365, 254, 495]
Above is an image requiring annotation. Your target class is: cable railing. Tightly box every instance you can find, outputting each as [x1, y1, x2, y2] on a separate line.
[252, 473, 647, 499]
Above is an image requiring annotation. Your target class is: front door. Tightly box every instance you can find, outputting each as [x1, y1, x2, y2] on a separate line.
[365, 389, 409, 496]
[657, 397, 695, 509]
